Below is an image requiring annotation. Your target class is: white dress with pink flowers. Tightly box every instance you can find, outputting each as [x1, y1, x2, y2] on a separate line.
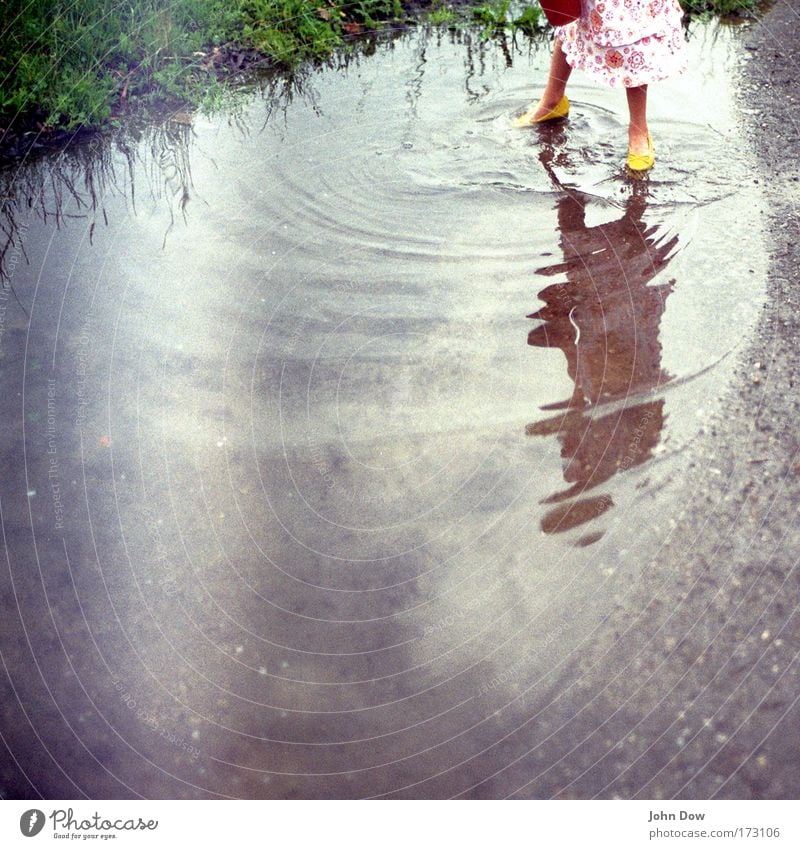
[555, 0, 688, 88]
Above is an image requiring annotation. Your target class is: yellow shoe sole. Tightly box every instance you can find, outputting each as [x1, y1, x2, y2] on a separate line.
[513, 95, 570, 127]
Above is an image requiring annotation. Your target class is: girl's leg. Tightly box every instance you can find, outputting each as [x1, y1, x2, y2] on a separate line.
[531, 39, 572, 119]
[626, 85, 650, 154]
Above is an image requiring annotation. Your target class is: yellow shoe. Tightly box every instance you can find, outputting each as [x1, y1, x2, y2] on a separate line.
[627, 133, 655, 172]
[513, 95, 570, 127]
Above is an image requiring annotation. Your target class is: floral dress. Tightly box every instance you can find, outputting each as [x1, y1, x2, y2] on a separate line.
[555, 0, 688, 88]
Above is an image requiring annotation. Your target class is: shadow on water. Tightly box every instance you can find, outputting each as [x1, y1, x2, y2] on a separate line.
[0, 21, 774, 799]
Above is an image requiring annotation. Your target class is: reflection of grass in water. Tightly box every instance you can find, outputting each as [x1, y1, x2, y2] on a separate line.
[0, 66, 321, 287]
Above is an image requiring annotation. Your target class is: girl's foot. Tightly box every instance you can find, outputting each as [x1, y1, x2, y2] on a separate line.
[513, 95, 570, 127]
[628, 125, 651, 157]
[627, 131, 655, 172]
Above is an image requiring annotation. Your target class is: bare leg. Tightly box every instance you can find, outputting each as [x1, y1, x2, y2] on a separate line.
[626, 85, 650, 154]
[531, 39, 572, 120]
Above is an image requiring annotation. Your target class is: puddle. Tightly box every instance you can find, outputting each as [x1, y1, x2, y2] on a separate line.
[0, 22, 769, 798]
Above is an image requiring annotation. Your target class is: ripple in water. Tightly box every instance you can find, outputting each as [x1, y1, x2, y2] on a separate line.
[0, 21, 770, 799]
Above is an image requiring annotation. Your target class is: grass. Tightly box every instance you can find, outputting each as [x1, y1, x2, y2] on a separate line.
[2, 2, 239, 128]
[0, 0, 401, 134]
[680, 0, 760, 18]
[475, 1, 547, 34]
[0, 0, 764, 140]
[426, 0, 459, 25]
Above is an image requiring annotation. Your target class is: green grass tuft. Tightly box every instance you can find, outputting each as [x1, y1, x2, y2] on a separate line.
[0, 0, 402, 132]
[0, 0, 764, 137]
[679, 0, 760, 18]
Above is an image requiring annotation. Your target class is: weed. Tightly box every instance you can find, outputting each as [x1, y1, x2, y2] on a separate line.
[0, 0, 764, 138]
[0, 0, 401, 133]
[427, 1, 459, 26]
[472, 0, 511, 31]
[679, 0, 760, 18]
[512, 4, 545, 36]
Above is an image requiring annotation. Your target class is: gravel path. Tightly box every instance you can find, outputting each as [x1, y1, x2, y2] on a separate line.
[570, 0, 800, 799]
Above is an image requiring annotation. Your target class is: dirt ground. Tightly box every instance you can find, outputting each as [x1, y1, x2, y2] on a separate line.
[586, 0, 800, 799]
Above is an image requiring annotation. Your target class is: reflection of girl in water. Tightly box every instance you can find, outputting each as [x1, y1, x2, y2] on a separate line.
[515, 1, 688, 172]
[527, 188, 678, 541]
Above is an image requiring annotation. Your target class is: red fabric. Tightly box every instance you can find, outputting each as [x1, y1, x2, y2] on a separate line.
[540, 0, 581, 27]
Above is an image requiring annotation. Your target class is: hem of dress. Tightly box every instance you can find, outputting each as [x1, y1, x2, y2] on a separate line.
[558, 34, 689, 89]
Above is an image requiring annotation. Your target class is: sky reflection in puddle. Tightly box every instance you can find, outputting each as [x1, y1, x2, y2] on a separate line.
[0, 21, 771, 799]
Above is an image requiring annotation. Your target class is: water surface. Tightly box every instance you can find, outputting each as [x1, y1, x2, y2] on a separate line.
[0, 22, 770, 798]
